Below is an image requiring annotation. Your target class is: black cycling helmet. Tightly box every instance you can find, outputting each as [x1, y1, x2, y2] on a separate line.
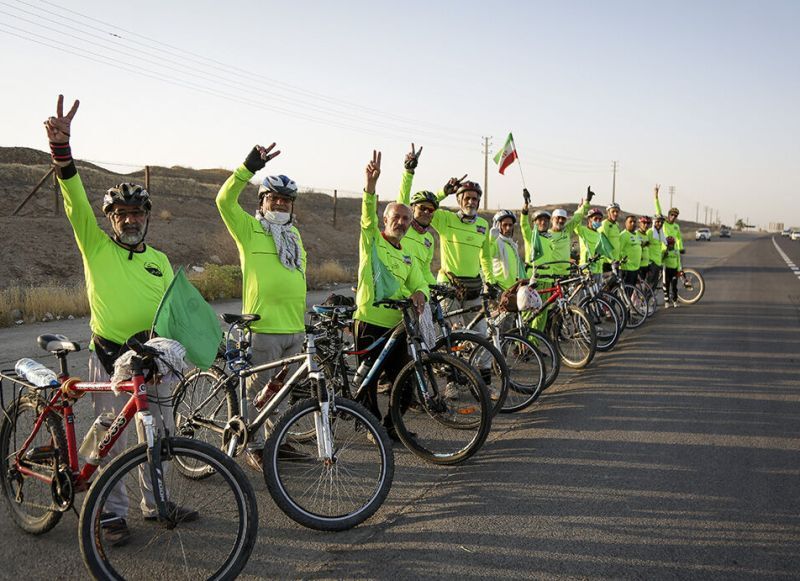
[410, 190, 439, 209]
[102, 183, 151, 214]
[258, 175, 298, 200]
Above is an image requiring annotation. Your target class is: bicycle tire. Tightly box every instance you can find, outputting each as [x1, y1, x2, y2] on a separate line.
[550, 305, 597, 369]
[263, 396, 393, 531]
[79, 437, 258, 581]
[621, 284, 648, 329]
[516, 327, 560, 390]
[498, 333, 545, 413]
[0, 395, 68, 534]
[580, 296, 621, 352]
[638, 280, 657, 317]
[433, 331, 509, 417]
[677, 268, 705, 304]
[172, 367, 237, 480]
[600, 291, 628, 335]
[389, 352, 491, 465]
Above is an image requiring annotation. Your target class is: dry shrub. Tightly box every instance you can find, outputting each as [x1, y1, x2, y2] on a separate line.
[307, 260, 353, 289]
[0, 284, 89, 327]
[159, 209, 173, 222]
[188, 264, 242, 301]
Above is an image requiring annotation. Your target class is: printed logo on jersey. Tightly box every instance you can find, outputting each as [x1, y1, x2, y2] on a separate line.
[144, 262, 163, 277]
[403, 255, 412, 265]
[476, 225, 486, 234]
[424, 238, 432, 248]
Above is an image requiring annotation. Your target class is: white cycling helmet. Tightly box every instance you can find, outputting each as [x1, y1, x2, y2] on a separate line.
[531, 210, 551, 220]
[258, 175, 298, 200]
[552, 209, 568, 219]
[493, 209, 516, 227]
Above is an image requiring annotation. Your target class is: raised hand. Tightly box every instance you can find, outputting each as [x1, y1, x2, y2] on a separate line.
[365, 150, 382, 194]
[586, 186, 595, 202]
[654, 184, 660, 198]
[44, 94, 79, 143]
[443, 174, 468, 196]
[404, 143, 423, 172]
[244, 142, 281, 173]
[523, 188, 531, 204]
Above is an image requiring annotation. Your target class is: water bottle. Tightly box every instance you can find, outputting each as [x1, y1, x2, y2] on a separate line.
[352, 360, 370, 389]
[253, 365, 290, 410]
[79, 412, 116, 464]
[14, 358, 58, 387]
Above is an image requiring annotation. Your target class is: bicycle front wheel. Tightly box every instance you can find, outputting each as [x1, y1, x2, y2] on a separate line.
[498, 334, 545, 413]
[79, 437, 258, 581]
[263, 397, 393, 531]
[172, 367, 237, 479]
[677, 268, 705, 304]
[622, 284, 648, 329]
[390, 352, 491, 465]
[580, 296, 620, 352]
[550, 305, 597, 369]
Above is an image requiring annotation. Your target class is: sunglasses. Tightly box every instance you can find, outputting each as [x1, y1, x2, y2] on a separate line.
[110, 209, 147, 220]
[415, 205, 436, 214]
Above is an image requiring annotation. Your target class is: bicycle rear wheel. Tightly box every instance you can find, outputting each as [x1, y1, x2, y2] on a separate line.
[580, 296, 620, 352]
[172, 367, 237, 479]
[263, 397, 393, 531]
[79, 437, 258, 581]
[498, 334, 545, 413]
[600, 291, 628, 335]
[518, 327, 560, 389]
[677, 268, 705, 304]
[550, 305, 597, 369]
[390, 352, 491, 465]
[639, 281, 657, 317]
[622, 284, 648, 329]
[0, 395, 68, 534]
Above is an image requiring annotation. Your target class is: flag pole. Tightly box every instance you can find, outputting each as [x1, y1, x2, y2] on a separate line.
[511, 135, 527, 190]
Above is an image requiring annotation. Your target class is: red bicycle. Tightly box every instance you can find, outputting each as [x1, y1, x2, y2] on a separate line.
[0, 334, 257, 581]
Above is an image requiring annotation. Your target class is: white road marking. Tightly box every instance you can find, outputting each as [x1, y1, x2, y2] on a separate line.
[772, 237, 800, 280]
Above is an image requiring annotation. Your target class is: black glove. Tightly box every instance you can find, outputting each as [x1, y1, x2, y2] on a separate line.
[586, 187, 595, 202]
[404, 146, 422, 172]
[243, 146, 267, 174]
[523, 188, 531, 204]
[679, 249, 685, 255]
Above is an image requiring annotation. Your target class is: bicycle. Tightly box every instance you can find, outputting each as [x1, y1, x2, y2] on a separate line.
[172, 312, 394, 531]
[676, 267, 705, 304]
[602, 260, 648, 329]
[0, 334, 258, 580]
[435, 284, 547, 412]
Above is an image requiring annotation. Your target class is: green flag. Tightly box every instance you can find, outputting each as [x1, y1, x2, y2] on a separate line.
[152, 267, 221, 370]
[530, 228, 545, 262]
[594, 232, 614, 259]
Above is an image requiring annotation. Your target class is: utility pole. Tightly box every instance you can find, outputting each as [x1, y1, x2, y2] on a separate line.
[669, 186, 675, 209]
[611, 161, 618, 204]
[696, 202, 699, 223]
[704, 206, 709, 224]
[482, 136, 492, 211]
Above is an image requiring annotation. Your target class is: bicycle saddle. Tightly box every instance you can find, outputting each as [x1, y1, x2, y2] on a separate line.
[221, 313, 261, 325]
[37, 334, 81, 353]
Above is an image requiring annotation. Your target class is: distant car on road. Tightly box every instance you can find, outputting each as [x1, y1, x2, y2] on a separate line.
[791, 230, 800, 241]
[782, 228, 792, 237]
[719, 226, 731, 238]
[695, 228, 712, 241]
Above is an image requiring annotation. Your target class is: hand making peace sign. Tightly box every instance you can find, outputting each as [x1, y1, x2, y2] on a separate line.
[365, 150, 382, 194]
[44, 94, 80, 143]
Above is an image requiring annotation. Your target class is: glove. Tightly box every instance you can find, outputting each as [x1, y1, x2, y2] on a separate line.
[586, 187, 595, 202]
[679, 249, 685, 255]
[243, 146, 267, 174]
[523, 188, 531, 204]
[443, 178, 459, 196]
[404, 146, 422, 172]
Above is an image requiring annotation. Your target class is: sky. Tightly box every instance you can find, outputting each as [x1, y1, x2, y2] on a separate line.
[1, 0, 798, 228]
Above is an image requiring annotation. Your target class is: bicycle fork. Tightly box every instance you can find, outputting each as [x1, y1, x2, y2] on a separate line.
[307, 334, 335, 462]
[138, 411, 172, 524]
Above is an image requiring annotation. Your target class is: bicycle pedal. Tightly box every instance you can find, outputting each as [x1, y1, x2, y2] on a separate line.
[25, 446, 58, 462]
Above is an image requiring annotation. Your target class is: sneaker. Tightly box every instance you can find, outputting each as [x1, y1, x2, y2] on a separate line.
[444, 382, 460, 400]
[243, 449, 263, 472]
[664, 302, 670, 310]
[487, 385, 501, 402]
[101, 513, 130, 547]
[144, 501, 199, 523]
[672, 301, 679, 308]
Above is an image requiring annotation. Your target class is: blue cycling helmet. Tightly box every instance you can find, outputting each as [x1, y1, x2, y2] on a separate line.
[258, 175, 298, 200]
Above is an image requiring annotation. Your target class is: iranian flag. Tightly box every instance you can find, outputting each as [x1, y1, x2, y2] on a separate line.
[493, 132, 518, 174]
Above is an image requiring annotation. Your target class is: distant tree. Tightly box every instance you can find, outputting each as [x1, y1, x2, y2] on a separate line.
[735, 218, 746, 231]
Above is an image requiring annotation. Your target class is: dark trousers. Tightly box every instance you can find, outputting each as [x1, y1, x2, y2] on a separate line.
[663, 267, 678, 301]
[622, 269, 638, 286]
[353, 320, 409, 426]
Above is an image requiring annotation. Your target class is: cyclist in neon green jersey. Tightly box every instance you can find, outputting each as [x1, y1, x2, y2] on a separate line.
[654, 184, 683, 253]
[647, 214, 668, 291]
[577, 207, 606, 277]
[45, 95, 192, 547]
[354, 150, 428, 438]
[662, 236, 683, 309]
[598, 202, 622, 271]
[488, 210, 526, 290]
[216, 143, 307, 470]
[619, 215, 643, 286]
[637, 216, 653, 284]
[396, 144, 436, 285]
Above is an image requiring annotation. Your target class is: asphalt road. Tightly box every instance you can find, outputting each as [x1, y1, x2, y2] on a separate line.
[1, 233, 799, 580]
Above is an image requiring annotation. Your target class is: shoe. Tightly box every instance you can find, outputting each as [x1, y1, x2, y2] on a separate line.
[385, 425, 416, 442]
[487, 385, 501, 402]
[444, 382, 460, 400]
[243, 449, 263, 472]
[672, 301, 679, 308]
[664, 302, 670, 310]
[144, 501, 199, 523]
[376, 380, 392, 394]
[277, 442, 309, 461]
[101, 513, 130, 547]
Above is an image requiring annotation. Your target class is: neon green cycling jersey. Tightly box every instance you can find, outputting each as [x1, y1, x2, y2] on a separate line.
[619, 229, 643, 271]
[647, 226, 667, 266]
[488, 235, 526, 290]
[535, 202, 588, 276]
[663, 246, 682, 270]
[216, 165, 307, 334]
[430, 191, 493, 282]
[519, 215, 558, 277]
[638, 229, 652, 267]
[597, 219, 621, 261]
[396, 171, 436, 286]
[577, 225, 604, 274]
[355, 190, 429, 328]
[655, 197, 684, 252]
[59, 172, 174, 345]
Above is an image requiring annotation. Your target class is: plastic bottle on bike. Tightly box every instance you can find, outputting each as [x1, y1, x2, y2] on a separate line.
[253, 365, 290, 410]
[14, 358, 58, 387]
